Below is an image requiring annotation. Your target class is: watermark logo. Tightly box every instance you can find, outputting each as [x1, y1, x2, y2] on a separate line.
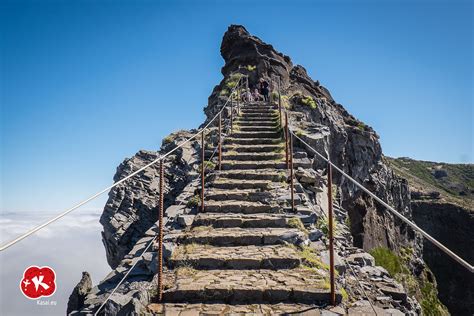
[20, 266, 56, 299]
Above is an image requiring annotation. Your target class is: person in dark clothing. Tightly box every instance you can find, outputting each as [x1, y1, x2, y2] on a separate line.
[259, 78, 270, 102]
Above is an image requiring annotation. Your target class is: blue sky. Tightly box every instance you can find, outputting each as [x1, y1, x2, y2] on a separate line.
[1, 0, 472, 213]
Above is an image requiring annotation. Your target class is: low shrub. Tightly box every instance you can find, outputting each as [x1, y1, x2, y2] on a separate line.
[186, 195, 201, 208]
[246, 65, 256, 71]
[300, 96, 317, 109]
[369, 247, 402, 276]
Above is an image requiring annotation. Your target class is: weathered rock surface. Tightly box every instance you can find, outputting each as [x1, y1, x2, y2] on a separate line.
[100, 130, 200, 268]
[412, 201, 474, 315]
[67, 271, 92, 314]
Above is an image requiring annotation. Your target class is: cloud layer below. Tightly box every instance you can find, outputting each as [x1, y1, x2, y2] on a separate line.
[0, 211, 111, 316]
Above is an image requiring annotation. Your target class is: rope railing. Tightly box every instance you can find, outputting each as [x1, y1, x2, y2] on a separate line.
[0, 74, 247, 252]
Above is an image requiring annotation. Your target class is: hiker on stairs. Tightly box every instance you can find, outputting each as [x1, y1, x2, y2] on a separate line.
[259, 78, 270, 102]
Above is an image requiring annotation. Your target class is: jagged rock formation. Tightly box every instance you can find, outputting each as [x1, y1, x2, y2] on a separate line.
[100, 131, 199, 268]
[67, 272, 92, 314]
[71, 25, 457, 315]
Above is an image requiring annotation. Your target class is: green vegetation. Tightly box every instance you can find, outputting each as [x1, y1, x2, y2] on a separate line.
[278, 172, 287, 182]
[271, 91, 279, 103]
[369, 247, 448, 315]
[246, 65, 256, 71]
[344, 216, 351, 228]
[369, 247, 402, 276]
[199, 161, 216, 173]
[297, 245, 329, 270]
[420, 282, 449, 316]
[163, 135, 175, 145]
[225, 73, 244, 89]
[186, 195, 201, 208]
[281, 95, 290, 109]
[316, 217, 337, 236]
[340, 287, 349, 301]
[219, 88, 229, 96]
[287, 217, 307, 233]
[385, 156, 474, 208]
[300, 95, 317, 109]
[357, 122, 366, 131]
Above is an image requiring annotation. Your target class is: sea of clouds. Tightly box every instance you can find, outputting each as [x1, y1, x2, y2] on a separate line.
[0, 210, 111, 316]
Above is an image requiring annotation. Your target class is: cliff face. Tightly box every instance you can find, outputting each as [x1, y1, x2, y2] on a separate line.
[206, 25, 418, 256]
[100, 131, 199, 268]
[411, 201, 474, 315]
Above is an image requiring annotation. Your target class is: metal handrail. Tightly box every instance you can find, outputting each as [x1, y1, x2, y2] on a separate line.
[0, 74, 247, 252]
[282, 111, 474, 273]
[271, 72, 473, 273]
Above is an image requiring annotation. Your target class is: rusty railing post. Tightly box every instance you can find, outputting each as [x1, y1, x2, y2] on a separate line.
[327, 162, 336, 305]
[231, 97, 234, 134]
[218, 112, 222, 171]
[157, 160, 164, 302]
[201, 130, 205, 212]
[278, 76, 282, 127]
[284, 111, 289, 169]
[289, 132, 295, 212]
[237, 83, 240, 115]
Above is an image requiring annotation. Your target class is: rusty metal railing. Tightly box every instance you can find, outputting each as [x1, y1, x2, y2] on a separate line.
[273, 72, 474, 301]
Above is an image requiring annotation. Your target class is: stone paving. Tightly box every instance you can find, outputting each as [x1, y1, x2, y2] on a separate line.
[162, 268, 334, 304]
[153, 104, 337, 314]
[170, 244, 301, 269]
[148, 303, 324, 315]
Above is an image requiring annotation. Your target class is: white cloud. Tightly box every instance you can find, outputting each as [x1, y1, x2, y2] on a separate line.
[0, 211, 111, 316]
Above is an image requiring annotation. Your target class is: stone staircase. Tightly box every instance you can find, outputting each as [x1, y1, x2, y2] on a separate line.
[151, 103, 340, 314]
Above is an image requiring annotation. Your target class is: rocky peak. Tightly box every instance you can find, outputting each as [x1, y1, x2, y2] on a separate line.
[220, 24, 292, 84]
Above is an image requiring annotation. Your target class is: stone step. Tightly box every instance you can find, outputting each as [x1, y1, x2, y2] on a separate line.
[221, 160, 286, 170]
[232, 131, 281, 139]
[224, 144, 284, 153]
[162, 268, 340, 304]
[203, 200, 280, 214]
[240, 107, 278, 112]
[169, 244, 301, 269]
[211, 179, 272, 190]
[240, 112, 278, 118]
[193, 213, 296, 228]
[205, 188, 273, 202]
[225, 137, 283, 146]
[177, 227, 304, 246]
[235, 116, 279, 122]
[236, 121, 279, 127]
[217, 169, 286, 181]
[239, 112, 278, 117]
[222, 152, 284, 161]
[223, 143, 285, 153]
[238, 125, 279, 132]
[148, 303, 321, 315]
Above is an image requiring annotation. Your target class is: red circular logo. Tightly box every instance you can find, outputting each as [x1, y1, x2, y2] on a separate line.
[20, 266, 56, 299]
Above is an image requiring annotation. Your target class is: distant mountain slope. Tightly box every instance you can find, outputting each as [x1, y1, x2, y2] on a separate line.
[385, 156, 474, 210]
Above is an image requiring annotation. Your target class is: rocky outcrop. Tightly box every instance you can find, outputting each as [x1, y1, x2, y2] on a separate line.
[67, 272, 92, 314]
[100, 130, 200, 268]
[205, 25, 419, 256]
[412, 201, 474, 315]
